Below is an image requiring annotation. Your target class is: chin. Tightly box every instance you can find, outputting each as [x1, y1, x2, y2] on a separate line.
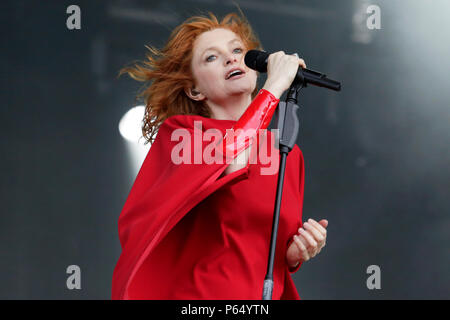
[228, 87, 253, 97]
[228, 82, 256, 95]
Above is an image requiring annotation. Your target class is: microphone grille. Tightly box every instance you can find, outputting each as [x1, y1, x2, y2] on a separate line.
[244, 49, 261, 70]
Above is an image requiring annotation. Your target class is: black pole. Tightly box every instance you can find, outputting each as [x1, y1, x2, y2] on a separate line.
[260, 62, 341, 299]
[262, 80, 304, 300]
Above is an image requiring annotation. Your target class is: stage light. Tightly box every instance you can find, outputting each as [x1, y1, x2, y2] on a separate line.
[118, 105, 146, 144]
[119, 106, 152, 177]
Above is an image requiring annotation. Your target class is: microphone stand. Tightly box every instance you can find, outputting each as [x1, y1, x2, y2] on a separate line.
[262, 76, 306, 300]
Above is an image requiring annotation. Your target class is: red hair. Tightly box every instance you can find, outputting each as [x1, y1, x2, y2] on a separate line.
[118, 11, 263, 145]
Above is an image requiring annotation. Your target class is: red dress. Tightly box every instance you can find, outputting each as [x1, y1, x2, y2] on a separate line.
[112, 114, 305, 299]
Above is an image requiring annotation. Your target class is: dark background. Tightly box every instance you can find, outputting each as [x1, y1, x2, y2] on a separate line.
[1, 0, 449, 299]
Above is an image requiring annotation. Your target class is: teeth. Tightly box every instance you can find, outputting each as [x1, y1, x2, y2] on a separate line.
[227, 70, 242, 79]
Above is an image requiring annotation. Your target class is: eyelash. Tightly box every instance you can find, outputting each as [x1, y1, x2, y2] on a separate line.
[206, 48, 243, 62]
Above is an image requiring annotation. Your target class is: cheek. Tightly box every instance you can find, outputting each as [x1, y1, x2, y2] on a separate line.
[248, 70, 257, 84]
[195, 67, 222, 89]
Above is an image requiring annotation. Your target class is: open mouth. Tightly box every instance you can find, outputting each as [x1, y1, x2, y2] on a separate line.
[226, 69, 245, 80]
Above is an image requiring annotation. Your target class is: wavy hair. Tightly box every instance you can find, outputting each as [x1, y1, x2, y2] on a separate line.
[118, 11, 263, 145]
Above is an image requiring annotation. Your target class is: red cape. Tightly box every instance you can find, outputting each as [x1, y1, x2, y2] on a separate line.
[112, 114, 305, 299]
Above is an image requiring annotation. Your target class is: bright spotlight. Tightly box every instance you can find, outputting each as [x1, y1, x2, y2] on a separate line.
[118, 105, 154, 177]
[118, 105, 146, 144]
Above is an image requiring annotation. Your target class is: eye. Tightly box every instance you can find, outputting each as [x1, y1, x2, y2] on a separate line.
[205, 48, 243, 62]
[206, 55, 216, 62]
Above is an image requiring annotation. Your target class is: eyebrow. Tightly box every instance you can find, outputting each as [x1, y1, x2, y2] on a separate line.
[201, 38, 242, 56]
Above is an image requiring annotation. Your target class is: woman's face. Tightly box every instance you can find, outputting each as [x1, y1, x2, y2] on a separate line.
[187, 28, 257, 103]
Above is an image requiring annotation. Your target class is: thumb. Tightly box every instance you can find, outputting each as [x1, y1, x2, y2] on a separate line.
[319, 219, 328, 228]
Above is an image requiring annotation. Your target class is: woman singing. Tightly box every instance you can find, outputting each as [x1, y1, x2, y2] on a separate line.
[112, 11, 328, 300]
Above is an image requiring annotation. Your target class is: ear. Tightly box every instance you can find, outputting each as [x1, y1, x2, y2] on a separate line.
[184, 86, 206, 101]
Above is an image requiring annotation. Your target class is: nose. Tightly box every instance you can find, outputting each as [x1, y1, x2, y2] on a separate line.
[225, 53, 238, 66]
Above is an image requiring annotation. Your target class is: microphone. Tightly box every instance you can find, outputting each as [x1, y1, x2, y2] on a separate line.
[245, 50, 341, 91]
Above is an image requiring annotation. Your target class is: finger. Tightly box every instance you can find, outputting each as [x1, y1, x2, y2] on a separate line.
[293, 235, 310, 261]
[299, 233, 319, 257]
[308, 243, 318, 258]
[303, 222, 325, 243]
[319, 238, 326, 250]
[319, 237, 327, 250]
[298, 58, 306, 69]
[296, 231, 309, 249]
[319, 219, 328, 228]
[298, 227, 318, 249]
[315, 246, 323, 256]
[307, 218, 327, 237]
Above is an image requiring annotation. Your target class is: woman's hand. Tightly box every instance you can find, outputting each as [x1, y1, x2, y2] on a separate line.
[262, 51, 307, 99]
[286, 218, 328, 269]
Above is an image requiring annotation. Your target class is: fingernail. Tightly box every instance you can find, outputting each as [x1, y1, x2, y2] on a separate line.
[308, 218, 313, 223]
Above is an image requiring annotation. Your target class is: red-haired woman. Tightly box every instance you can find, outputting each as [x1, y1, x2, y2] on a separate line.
[112, 11, 328, 300]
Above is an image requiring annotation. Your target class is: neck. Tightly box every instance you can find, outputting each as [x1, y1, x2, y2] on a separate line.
[207, 93, 252, 121]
